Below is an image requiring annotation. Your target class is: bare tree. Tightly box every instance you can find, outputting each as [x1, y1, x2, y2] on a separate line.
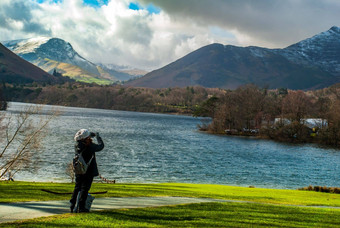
[234, 85, 266, 130]
[0, 105, 59, 180]
[65, 162, 75, 183]
[281, 90, 313, 122]
[320, 99, 340, 146]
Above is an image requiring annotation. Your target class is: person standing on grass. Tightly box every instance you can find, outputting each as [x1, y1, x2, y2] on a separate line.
[70, 129, 104, 213]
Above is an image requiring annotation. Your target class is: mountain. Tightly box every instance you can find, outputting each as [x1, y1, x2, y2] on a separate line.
[102, 64, 148, 76]
[126, 26, 340, 90]
[97, 63, 147, 82]
[0, 43, 62, 83]
[279, 26, 340, 76]
[3, 37, 141, 85]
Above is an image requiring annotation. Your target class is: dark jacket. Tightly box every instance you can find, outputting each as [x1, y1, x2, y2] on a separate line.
[74, 135, 104, 177]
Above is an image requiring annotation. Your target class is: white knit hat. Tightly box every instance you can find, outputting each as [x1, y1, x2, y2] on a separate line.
[74, 129, 90, 141]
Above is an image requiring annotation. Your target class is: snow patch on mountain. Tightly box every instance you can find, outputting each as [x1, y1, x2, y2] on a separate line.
[277, 26, 340, 75]
[3, 37, 51, 54]
[248, 47, 268, 58]
[3, 37, 101, 75]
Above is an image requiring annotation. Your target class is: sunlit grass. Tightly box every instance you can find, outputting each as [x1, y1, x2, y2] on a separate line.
[35, 58, 113, 85]
[2, 182, 340, 227]
[2, 182, 340, 207]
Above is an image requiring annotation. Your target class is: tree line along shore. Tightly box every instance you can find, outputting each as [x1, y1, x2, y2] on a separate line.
[1, 82, 340, 147]
[0, 82, 224, 114]
[194, 84, 340, 147]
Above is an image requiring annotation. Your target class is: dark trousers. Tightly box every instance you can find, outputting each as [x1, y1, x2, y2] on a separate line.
[70, 174, 94, 210]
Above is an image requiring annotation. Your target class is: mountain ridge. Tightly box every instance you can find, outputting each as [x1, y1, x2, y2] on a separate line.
[0, 43, 63, 83]
[3, 37, 143, 84]
[126, 26, 340, 90]
[279, 26, 340, 75]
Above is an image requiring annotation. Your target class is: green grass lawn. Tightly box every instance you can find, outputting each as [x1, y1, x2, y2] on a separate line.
[3, 202, 340, 227]
[2, 181, 340, 227]
[2, 181, 340, 206]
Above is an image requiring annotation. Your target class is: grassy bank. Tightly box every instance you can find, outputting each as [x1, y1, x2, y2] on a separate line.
[2, 181, 340, 227]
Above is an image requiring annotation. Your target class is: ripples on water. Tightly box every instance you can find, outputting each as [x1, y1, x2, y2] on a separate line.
[6, 102, 340, 189]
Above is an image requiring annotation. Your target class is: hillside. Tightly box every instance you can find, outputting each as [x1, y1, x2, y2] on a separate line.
[3, 37, 142, 85]
[126, 26, 340, 90]
[0, 43, 61, 83]
[97, 63, 146, 82]
[280, 26, 340, 75]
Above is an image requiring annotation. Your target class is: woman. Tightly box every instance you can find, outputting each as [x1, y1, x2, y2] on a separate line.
[70, 129, 104, 213]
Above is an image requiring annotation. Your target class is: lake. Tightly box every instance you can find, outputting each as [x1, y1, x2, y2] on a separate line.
[5, 102, 340, 189]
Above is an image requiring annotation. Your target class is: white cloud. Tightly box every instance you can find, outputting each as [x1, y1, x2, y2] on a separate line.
[0, 0, 340, 70]
[6, 18, 25, 30]
[0, 0, 227, 70]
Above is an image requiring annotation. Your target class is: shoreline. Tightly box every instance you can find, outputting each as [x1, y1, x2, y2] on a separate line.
[199, 128, 340, 149]
[7, 101, 194, 117]
[1, 179, 339, 190]
[2, 180, 338, 194]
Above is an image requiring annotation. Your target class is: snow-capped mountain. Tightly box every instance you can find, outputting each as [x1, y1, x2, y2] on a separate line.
[3, 37, 101, 76]
[0, 43, 68, 83]
[3, 37, 146, 84]
[3, 37, 142, 84]
[280, 26, 340, 75]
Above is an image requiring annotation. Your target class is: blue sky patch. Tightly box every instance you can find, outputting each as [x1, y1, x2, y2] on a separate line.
[146, 4, 161, 14]
[35, 0, 62, 3]
[129, 2, 161, 14]
[35, 0, 108, 7]
[129, 2, 141, 10]
[35, 0, 160, 13]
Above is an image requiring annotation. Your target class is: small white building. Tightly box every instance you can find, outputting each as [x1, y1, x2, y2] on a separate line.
[302, 118, 328, 129]
[274, 118, 328, 129]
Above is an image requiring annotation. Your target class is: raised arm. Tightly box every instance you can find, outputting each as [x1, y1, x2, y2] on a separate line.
[92, 132, 104, 152]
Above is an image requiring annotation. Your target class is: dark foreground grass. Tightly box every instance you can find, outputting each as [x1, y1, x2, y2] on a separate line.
[3, 202, 340, 227]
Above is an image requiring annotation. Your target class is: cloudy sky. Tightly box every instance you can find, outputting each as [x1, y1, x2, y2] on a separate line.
[0, 0, 339, 70]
